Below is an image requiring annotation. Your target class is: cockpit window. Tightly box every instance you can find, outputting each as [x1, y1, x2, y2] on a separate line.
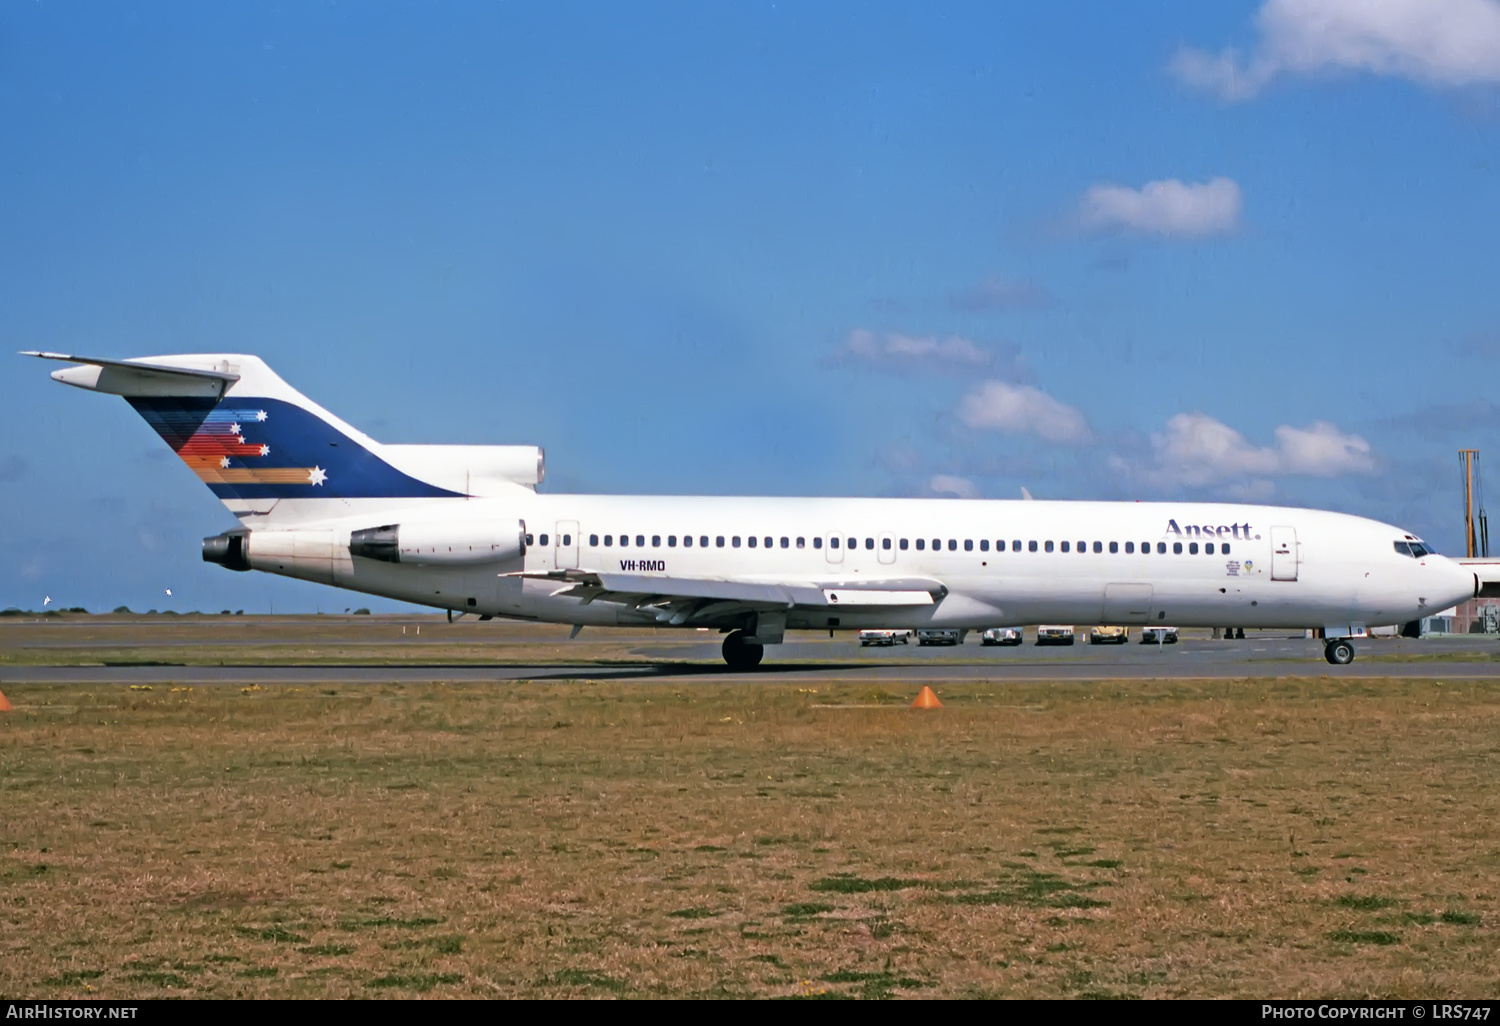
[1395, 540, 1437, 557]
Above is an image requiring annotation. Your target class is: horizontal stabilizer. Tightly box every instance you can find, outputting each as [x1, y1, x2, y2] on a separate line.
[24, 351, 238, 398]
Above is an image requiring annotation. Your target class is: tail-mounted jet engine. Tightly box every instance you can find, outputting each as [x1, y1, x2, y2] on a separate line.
[349, 519, 527, 565]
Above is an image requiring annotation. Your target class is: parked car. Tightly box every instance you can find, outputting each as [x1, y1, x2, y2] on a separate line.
[858, 629, 911, 646]
[1089, 625, 1129, 644]
[916, 628, 962, 646]
[1036, 625, 1076, 646]
[981, 627, 1024, 646]
[1140, 626, 1179, 644]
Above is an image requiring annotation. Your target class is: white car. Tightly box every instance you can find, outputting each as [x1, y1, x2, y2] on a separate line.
[981, 627, 1023, 646]
[858, 629, 910, 646]
[1140, 626, 1179, 644]
[1036, 625, 1076, 646]
[916, 628, 962, 646]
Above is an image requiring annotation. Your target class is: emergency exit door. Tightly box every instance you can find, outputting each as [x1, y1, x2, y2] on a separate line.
[1271, 526, 1298, 581]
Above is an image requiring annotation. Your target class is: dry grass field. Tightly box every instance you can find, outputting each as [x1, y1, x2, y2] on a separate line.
[2, 669, 1498, 999]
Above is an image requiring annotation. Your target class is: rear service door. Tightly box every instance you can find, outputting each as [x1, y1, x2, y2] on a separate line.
[1271, 526, 1298, 581]
[555, 521, 580, 570]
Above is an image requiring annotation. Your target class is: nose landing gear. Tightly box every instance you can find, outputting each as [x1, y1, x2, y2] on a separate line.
[1324, 638, 1355, 665]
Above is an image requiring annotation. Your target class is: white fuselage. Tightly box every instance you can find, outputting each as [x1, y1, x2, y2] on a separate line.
[243, 495, 1477, 636]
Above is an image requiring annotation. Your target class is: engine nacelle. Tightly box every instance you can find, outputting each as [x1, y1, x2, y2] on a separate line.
[349, 519, 526, 565]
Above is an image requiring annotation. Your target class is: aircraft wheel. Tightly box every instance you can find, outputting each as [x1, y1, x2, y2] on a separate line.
[1324, 639, 1355, 665]
[722, 630, 764, 669]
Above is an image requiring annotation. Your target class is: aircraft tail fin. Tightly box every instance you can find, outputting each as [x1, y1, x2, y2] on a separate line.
[28, 352, 469, 516]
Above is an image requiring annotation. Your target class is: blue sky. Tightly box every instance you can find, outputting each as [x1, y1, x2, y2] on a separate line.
[2, 1, 1498, 612]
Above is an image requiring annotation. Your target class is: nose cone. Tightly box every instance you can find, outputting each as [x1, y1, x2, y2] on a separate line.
[1432, 556, 1477, 611]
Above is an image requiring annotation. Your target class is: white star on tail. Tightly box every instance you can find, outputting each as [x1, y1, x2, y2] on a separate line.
[220, 456, 231, 468]
[308, 466, 328, 486]
[230, 423, 241, 435]
[255, 410, 268, 421]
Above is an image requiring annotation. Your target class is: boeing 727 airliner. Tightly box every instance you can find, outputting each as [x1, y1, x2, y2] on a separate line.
[28, 351, 1492, 667]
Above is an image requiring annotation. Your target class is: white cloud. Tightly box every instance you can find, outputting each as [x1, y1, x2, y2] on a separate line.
[1274, 420, 1377, 475]
[1134, 412, 1375, 490]
[831, 329, 995, 371]
[928, 474, 978, 499]
[1079, 178, 1242, 237]
[1172, 0, 1500, 100]
[956, 380, 1092, 444]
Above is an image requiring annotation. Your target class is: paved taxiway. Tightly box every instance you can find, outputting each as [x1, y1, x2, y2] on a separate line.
[6, 633, 1500, 686]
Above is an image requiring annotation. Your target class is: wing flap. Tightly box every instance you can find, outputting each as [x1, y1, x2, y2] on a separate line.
[508, 569, 942, 609]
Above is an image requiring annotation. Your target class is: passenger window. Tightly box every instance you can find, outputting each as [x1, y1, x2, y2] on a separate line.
[525, 533, 534, 546]
[948, 539, 958, 551]
[1028, 540, 1038, 552]
[683, 536, 692, 547]
[1108, 541, 1117, 554]
[1124, 542, 1133, 553]
[562, 534, 571, 546]
[766, 537, 773, 548]
[700, 536, 709, 548]
[1204, 542, 1213, 555]
[932, 539, 940, 551]
[1221, 543, 1230, 555]
[865, 538, 874, 550]
[980, 540, 989, 552]
[618, 534, 628, 547]
[831, 537, 840, 549]
[716, 536, 725, 548]
[780, 537, 789, 548]
[667, 535, 677, 547]
[916, 539, 925, 551]
[1093, 541, 1103, 553]
[796, 537, 804, 548]
[650, 535, 660, 547]
[882, 538, 891, 550]
[848, 538, 857, 550]
[540, 534, 549, 546]
[813, 537, 823, 549]
[1044, 541, 1054, 553]
[636, 535, 645, 547]
[1189, 542, 1198, 554]
[604, 535, 613, 547]
[899, 539, 908, 550]
[1077, 541, 1085, 553]
[732, 536, 741, 548]
[1173, 542, 1183, 554]
[1156, 542, 1166, 554]
[1061, 541, 1070, 553]
[1013, 540, 1022, 552]
[748, 536, 757, 548]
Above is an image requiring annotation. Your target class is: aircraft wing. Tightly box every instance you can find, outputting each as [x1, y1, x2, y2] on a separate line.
[506, 568, 945, 623]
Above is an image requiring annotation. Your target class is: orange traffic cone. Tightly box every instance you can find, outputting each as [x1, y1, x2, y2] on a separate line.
[0, 690, 11, 712]
[911, 685, 942, 710]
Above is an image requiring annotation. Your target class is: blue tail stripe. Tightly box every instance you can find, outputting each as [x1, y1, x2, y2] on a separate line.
[127, 397, 464, 500]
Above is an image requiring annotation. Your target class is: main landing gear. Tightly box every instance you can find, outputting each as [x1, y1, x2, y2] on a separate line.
[1324, 638, 1356, 665]
[722, 629, 764, 670]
